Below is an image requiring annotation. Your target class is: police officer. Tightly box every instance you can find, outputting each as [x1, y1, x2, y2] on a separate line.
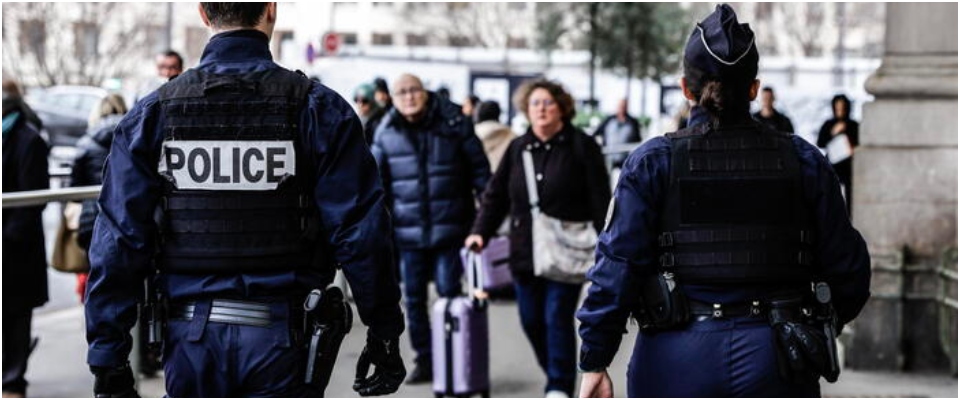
[576, 4, 871, 397]
[85, 3, 405, 397]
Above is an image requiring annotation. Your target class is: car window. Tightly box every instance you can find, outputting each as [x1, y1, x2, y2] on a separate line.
[78, 95, 101, 116]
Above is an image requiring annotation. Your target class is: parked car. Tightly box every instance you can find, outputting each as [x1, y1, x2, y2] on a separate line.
[25, 85, 110, 147]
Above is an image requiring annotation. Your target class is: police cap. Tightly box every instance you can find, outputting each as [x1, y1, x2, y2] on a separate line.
[683, 4, 759, 80]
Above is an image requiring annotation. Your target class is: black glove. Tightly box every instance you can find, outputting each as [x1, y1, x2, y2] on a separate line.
[353, 330, 406, 396]
[772, 320, 830, 384]
[92, 363, 140, 398]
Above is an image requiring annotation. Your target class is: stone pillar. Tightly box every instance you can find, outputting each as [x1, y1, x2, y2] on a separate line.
[849, 3, 958, 371]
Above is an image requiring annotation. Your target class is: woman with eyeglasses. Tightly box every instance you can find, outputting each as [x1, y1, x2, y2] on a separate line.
[466, 79, 610, 398]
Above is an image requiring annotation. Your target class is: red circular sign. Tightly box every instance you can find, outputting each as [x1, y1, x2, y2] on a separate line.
[322, 32, 340, 55]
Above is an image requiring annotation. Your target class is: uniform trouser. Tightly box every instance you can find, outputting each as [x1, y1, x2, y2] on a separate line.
[163, 301, 319, 397]
[2, 308, 32, 395]
[627, 316, 820, 397]
[514, 277, 582, 396]
[400, 247, 463, 364]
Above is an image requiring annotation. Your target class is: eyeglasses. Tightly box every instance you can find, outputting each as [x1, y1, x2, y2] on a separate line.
[393, 86, 424, 97]
[355, 98, 370, 105]
[528, 98, 556, 108]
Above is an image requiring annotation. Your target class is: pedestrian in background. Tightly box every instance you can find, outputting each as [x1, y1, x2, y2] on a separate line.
[474, 100, 515, 172]
[466, 79, 610, 398]
[373, 77, 393, 111]
[593, 98, 641, 169]
[577, 5, 871, 397]
[2, 78, 50, 399]
[371, 73, 491, 384]
[752, 86, 795, 133]
[135, 49, 184, 103]
[817, 94, 859, 212]
[462, 94, 481, 120]
[84, 3, 405, 397]
[354, 82, 386, 145]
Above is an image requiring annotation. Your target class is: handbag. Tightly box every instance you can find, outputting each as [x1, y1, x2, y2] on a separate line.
[51, 201, 90, 273]
[522, 148, 597, 284]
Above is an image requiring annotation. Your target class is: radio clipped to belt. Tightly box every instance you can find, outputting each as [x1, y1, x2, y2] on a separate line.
[303, 286, 354, 395]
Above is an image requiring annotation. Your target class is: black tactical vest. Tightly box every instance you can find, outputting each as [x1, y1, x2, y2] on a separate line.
[658, 122, 814, 285]
[156, 68, 319, 274]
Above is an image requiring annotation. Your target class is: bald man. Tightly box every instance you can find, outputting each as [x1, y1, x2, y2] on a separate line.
[370, 73, 491, 384]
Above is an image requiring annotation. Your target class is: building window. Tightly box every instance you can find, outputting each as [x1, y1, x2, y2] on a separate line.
[406, 34, 428, 47]
[341, 32, 358, 45]
[274, 30, 294, 60]
[506, 36, 527, 49]
[372, 33, 393, 46]
[508, 2, 527, 11]
[73, 22, 99, 59]
[448, 35, 470, 47]
[19, 19, 46, 60]
[145, 25, 167, 55]
[185, 27, 209, 64]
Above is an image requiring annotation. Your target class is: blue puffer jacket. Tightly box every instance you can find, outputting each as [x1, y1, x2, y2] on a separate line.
[371, 93, 491, 250]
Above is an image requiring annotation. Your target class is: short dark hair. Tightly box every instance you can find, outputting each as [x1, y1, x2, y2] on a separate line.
[476, 101, 501, 123]
[762, 86, 774, 94]
[201, 3, 269, 28]
[159, 50, 183, 70]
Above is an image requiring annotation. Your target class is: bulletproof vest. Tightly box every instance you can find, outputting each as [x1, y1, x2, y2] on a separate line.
[658, 122, 814, 285]
[156, 68, 319, 274]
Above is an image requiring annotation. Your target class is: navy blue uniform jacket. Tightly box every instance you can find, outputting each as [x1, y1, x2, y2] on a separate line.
[85, 30, 403, 368]
[576, 108, 871, 370]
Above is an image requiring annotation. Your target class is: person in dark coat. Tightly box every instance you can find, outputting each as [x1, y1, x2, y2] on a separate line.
[594, 98, 641, 168]
[2, 79, 50, 398]
[371, 73, 491, 384]
[576, 5, 871, 397]
[354, 82, 386, 146]
[816, 94, 859, 213]
[752, 86, 795, 134]
[466, 79, 611, 397]
[84, 4, 406, 397]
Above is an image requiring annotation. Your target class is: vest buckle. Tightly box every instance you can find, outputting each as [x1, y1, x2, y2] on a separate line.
[660, 253, 675, 268]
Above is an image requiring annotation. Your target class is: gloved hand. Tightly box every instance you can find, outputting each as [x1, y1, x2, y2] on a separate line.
[353, 330, 406, 396]
[772, 320, 829, 384]
[91, 363, 140, 398]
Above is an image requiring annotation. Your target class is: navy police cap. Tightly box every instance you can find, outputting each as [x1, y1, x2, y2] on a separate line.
[684, 4, 758, 79]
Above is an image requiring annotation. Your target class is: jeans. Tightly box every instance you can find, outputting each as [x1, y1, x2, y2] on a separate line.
[514, 277, 582, 396]
[400, 246, 463, 363]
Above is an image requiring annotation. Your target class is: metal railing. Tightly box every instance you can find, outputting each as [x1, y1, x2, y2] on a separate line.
[2, 185, 101, 208]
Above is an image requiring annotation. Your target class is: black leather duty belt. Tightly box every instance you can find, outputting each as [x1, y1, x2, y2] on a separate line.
[170, 299, 273, 327]
[689, 299, 766, 319]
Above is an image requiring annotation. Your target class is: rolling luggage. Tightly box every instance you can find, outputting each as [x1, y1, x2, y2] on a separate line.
[431, 250, 490, 397]
[459, 236, 513, 291]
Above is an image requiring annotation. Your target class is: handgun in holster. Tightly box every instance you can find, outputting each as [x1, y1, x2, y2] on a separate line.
[144, 276, 164, 348]
[302, 286, 353, 395]
[812, 282, 841, 382]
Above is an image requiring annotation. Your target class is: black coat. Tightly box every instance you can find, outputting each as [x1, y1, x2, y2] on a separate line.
[472, 123, 611, 278]
[2, 113, 50, 312]
[69, 115, 120, 249]
[372, 93, 491, 250]
[816, 117, 859, 186]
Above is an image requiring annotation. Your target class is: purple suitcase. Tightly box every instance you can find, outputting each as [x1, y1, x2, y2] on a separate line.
[431, 254, 490, 397]
[459, 236, 513, 291]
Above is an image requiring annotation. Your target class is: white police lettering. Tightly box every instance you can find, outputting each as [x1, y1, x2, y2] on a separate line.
[159, 141, 296, 190]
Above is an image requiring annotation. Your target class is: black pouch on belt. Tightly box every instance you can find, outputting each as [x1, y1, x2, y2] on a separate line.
[637, 271, 690, 331]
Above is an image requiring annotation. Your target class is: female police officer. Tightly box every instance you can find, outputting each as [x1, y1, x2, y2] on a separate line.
[576, 4, 871, 397]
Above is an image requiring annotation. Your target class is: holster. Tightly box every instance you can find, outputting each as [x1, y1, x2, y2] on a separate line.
[768, 287, 840, 384]
[302, 286, 353, 395]
[635, 272, 689, 331]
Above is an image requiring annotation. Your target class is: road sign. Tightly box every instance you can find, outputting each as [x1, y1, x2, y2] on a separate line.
[322, 32, 340, 55]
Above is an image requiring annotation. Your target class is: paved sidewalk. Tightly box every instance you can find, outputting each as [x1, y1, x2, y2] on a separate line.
[25, 302, 957, 398]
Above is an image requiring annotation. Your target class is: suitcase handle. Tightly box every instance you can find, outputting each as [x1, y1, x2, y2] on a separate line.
[466, 251, 487, 308]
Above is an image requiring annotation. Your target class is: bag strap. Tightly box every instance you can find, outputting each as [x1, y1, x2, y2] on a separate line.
[522, 147, 540, 212]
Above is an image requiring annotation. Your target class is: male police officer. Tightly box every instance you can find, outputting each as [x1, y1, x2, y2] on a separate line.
[85, 3, 405, 397]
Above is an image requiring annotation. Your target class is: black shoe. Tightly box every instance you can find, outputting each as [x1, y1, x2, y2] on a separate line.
[405, 362, 432, 384]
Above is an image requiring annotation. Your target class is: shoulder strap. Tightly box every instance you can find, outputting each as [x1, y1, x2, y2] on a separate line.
[521, 147, 539, 211]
